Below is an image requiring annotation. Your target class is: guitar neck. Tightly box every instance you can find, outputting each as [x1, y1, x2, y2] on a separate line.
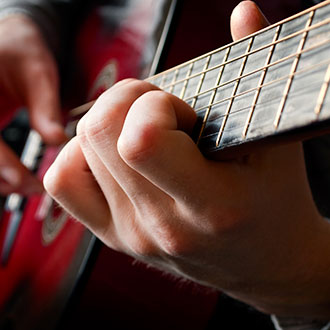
[146, 0, 330, 157]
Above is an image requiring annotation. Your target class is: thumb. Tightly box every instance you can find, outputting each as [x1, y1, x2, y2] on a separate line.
[230, 1, 270, 41]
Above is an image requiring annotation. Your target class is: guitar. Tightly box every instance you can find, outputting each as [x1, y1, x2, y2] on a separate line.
[0, 0, 326, 329]
[147, 0, 330, 159]
[0, 1, 221, 329]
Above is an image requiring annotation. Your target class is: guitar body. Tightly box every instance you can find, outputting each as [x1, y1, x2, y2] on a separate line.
[0, 1, 219, 329]
[0, 0, 313, 329]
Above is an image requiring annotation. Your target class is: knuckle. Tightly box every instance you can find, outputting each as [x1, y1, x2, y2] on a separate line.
[127, 236, 156, 259]
[43, 162, 65, 198]
[202, 207, 250, 236]
[152, 215, 192, 258]
[117, 123, 159, 164]
[43, 143, 75, 197]
[156, 227, 193, 259]
[139, 89, 171, 104]
[80, 104, 110, 142]
[118, 91, 170, 164]
[103, 78, 157, 99]
[75, 116, 85, 138]
[76, 117, 91, 148]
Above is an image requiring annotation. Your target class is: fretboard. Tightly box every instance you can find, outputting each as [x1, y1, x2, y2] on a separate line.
[146, 0, 330, 157]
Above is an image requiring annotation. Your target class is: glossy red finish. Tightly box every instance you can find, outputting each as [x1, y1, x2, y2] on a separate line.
[0, 1, 219, 328]
[0, 146, 86, 327]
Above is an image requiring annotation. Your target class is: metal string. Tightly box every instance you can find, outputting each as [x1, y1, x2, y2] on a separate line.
[197, 57, 330, 139]
[148, 0, 330, 89]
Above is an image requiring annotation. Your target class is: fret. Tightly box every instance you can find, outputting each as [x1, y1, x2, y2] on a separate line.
[159, 16, 330, 94]
[190, 48, 233, 120]
[169, 69, 179, 94]
[243, 25, 281, 138]
[216, 37, 254, 147]
[159, 73, 167, 89]
[191, 56, 329, 122]
[171, 65, 192, 97]
[141, 0, 330, 156]
[196, 47, 231, 144]
[315, 63, 330, 115]
[179, 62, 194, 99]
[183, 31, 330, 115]
[274, 10, 315, 129]
[190, 55, 211, 109]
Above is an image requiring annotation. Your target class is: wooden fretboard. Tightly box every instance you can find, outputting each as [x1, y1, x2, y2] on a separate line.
[146, 0, 330, 157]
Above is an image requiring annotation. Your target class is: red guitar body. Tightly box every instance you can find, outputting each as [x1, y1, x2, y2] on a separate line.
[0, 0, 305, 329]
[0, 1, 220, 329]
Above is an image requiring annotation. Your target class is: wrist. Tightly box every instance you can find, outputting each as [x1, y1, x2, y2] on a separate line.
[281, 216, 330, 318]
[244, 215, 330, 318]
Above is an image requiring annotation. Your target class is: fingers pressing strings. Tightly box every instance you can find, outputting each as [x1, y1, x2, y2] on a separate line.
[77, 79, 172, 210]
[76, 80, 200, 255]
[116, 90, 210, 207]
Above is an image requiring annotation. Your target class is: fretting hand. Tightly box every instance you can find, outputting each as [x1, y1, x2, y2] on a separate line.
[44, 1, 330, 317]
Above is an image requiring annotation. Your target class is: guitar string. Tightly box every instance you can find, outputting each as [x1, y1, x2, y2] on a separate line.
[196, 47, 231, 143]
[190, 55, 211, 109]
[190, 38, 330, 114]
[148, 0, 330, 85]
[216, 37, 255, 146]
[148, 15, 330, 94]
[182, 35, 329, 106]
[273, 10, 314, 129]
[242, 25, 281, 138]
[68, 3, 330, 120]
[199, 64, 330, 146]
[68, 41, 330, 122]
[315, 63, 330, 115]
[195, 56, 330, 126]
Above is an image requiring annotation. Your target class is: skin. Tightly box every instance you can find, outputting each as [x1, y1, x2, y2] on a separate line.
[44, 1, 330, 317]
[0, 15, 66, 195]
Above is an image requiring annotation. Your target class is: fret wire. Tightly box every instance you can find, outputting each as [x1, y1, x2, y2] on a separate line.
[315, 63, 330, 115]
[179, 62, 194, 99]
[159, 73, 167, 89]
[191, 55, 211, 109]
[197, 47, 231, 144]
[148, 0, 330, 87]
[274, 10, 315, 129]
[68, 56, 330, 135]
[169, 69, 179, 94]
[195, 57, 330, 119]
[184, 36, 330, 105]
[242, 25, 281, 138]
[201, 59, 330, 142]
[216, 37, 255, 147]
[155, 16, 330, 93]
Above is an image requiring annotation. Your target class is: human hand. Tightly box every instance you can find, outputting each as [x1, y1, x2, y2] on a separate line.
[44, 1, 330, 318]
[0, 15, 66, 195]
